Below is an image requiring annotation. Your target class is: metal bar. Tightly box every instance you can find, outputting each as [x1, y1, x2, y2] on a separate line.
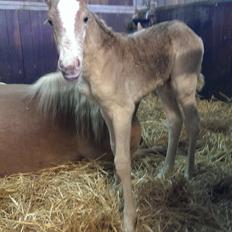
[0, 1, 47, 10]
[1, 0, 231, 12]
[0, 1, 135, 13]
[89, 5, 134, 14]
[133, 0, 137, 10]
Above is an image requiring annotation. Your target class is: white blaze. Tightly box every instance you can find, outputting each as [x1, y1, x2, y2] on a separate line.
[57, 0, 82, 66]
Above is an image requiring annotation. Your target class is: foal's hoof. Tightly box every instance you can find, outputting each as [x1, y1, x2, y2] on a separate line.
[184, 170, 194, 181]
[123, 217, 137, 232]
[156, 167, 173, 180]
[123, 208, 137, 232]
[123, 224, 136, 232]
[156, 171, 166, 180]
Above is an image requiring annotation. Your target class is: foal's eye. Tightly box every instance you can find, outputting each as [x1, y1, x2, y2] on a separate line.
[83, 16, 88, 23]
[47, 19, 53, 26]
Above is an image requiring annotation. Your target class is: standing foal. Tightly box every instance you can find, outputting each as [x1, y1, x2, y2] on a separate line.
[45, 0, 204, 231]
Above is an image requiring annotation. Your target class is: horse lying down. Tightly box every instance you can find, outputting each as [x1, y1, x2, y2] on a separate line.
[0, 72, 141, 176]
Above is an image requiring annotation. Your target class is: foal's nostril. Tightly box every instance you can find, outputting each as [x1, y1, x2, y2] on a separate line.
[58, 60, 65, 72]
[75, 58, 81, 68]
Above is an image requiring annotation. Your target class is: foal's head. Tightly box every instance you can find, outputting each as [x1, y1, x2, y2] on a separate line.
[46, 0, 90, 80]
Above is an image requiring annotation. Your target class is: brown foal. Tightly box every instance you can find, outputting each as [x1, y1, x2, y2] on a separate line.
[45, 0, 204, 231]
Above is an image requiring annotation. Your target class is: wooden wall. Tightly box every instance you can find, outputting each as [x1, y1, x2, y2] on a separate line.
[88, 0, 133, 5]
[0, 10, 57, 83]
[156, 0, 232, 98]
[0, 0, 231, 98]
[0, 1, 133, 84]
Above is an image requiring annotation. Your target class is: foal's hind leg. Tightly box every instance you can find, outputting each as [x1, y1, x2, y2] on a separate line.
[156, 82, 183, 178]
[173, 74, 200, 180]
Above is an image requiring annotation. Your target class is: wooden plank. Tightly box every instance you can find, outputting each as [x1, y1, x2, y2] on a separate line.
[107, 0, 133, 5]
[98, 12, 132, 32]
[0, 1, 135, 13]
[2, 0, 133, 4]
[17, 10, 57, 83]
[33, 11, 57, 80]
[0, 1, 48, 11]
[0, 10, 10, 82]
[4, 10, 24, 83]
[155, 1, 232, 98]
[39, 12, 58, 76]
[29, 10, 43, 81]
[18, 11, 36, 83]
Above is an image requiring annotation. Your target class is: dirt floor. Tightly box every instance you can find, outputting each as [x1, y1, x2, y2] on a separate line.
[0, 95, 231, 232]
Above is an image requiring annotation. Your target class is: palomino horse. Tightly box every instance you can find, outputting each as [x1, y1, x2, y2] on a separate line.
[0, 72, 141, 176]
[45, 0, 204, 231]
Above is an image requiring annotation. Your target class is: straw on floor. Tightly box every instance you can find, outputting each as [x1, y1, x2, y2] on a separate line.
[0, 95, 231, 232]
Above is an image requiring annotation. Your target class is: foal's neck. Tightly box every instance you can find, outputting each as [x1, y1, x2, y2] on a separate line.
[85, 13, 118, 59]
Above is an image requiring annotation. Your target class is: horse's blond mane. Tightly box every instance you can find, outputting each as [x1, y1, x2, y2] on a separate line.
[30, 72, 106, 143]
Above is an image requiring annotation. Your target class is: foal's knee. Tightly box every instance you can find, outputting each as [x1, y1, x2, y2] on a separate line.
[167, 113, 183, 134]
[114, 157, 131, 182]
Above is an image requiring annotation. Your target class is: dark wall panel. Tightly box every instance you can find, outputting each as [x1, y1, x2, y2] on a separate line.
[0, 7, 129, 84]
[89, 0, 133, 5]
[0, 9, 58, 84]
[0, 0, 232, 99]
[99, 13, 132, 32]
[156, 1, 232, 98]
[0, 10, 24, 83]
[0, 10, 11, 82]
[18, 10, 57, 83]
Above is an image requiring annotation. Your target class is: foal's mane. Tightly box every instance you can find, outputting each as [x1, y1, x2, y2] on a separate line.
[30, 72, 106, 143]
[92, 12, 115, 38]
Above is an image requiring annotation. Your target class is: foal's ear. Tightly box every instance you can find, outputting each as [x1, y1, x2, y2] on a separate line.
[45, 0, 51, 8]
[79, 0, 88, 5]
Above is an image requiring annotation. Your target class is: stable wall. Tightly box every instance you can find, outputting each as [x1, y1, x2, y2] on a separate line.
[0, 0, 231, 98]
[156, 0, 232, 98]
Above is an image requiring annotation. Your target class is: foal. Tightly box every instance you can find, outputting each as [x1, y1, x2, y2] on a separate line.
[45, 0, 204, 231]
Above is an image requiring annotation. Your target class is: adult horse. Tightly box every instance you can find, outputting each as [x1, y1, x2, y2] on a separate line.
[45, 0, 204, 231]
[0, 72, 141, 176]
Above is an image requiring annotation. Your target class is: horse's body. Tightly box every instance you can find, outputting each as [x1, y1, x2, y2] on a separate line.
[46, 1, 204, 231]
[0, 73, 141, 176]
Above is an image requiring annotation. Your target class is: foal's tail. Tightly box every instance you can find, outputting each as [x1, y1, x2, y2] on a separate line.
[197, 73, 205, 92]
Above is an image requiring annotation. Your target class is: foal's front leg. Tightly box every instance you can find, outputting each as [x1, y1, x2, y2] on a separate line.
[100, 109, 115, 154]
[107, 104, 136, 232]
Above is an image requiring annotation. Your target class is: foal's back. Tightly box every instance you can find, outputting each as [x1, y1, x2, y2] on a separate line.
[117, 20, 203, 101]
[130, 20, 202, 70]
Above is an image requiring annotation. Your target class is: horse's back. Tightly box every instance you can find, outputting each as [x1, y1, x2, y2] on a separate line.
[0, 84, 141, 176]
[0, 84, 109, 176]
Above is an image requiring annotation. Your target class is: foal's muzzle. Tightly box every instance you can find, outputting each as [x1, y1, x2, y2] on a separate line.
[58, 59, 81, 81]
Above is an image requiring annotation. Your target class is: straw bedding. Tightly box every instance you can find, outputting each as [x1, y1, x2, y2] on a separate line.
[0, 95, 231, 232]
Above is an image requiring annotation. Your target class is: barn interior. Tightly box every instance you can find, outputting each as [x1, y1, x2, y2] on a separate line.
[0, 0, 231, 231]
